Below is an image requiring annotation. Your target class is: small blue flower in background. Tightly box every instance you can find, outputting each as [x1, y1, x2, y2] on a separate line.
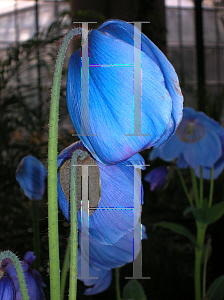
[144, 166, 168, 191]
[16, 156, 46, 200]
[78, 222, 147, 295]
[150, 107, 223, 170]
[0, 252, 46, 300]
[58, 141, 145, 245]
[67, 19, 183, 165]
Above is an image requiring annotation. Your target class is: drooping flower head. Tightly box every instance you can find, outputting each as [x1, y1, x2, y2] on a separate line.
[67, 19, 183, 165]
[144, 166, 168, 191]
[0, 252, 46, 300]
[78, 222, 147, 295]
[58, 141, 145, 245]
[150, 107, 223, 170]
[16, 156, 46, 200]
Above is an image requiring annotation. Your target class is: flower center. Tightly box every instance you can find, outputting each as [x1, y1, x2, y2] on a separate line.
[60, 150, 101, 215]
[176, 119, 205, 143]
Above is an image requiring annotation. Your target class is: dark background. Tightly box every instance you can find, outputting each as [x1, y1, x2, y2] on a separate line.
[1, 0, 224, 299]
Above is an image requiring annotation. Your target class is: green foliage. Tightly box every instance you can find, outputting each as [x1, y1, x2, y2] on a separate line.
[206, 275, 224, 300]
[184, 202, 224, 226]
[154, 221, 198, 247]
[123, 280, 147, 300]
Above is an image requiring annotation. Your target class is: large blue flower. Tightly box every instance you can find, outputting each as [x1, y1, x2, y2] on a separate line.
[58, 141, 145, 245]
[150, 107, 223, 170]
[78, 222, 147, 295]
[66, 19, 183, 165]
[16, 156, 46, 200]
[0, 252, 46, 300]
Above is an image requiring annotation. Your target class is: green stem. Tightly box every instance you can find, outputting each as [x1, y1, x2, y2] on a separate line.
[202, 238, 211, 299]
[199, 167, 203, 207]
[31, 200, 40, 270]
[195, 222, 206, 300]
[208, 167, 214, 208]
[0, 251, 29, 300]
[115, 268, 121, 300]
[48, 27, 83, 300]
[190, 168, 200, 208]
[177, 168, 193, 206]
[69, 152, 79, 300]
[60, 237, 71, 300]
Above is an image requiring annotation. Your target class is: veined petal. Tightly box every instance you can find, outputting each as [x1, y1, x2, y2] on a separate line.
[16, 156, 46, 200]
[58, 142, 145, 245]
[80, 223, 146, 270]
[66, 19, 183, 165]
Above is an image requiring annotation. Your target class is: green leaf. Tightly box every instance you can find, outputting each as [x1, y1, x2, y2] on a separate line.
[206, 275, 224, 300]
[154, 221, 198, 247]
[206, 202, 224, 225]
[123, 280, 147, 300]
[184, 202, 224, 226]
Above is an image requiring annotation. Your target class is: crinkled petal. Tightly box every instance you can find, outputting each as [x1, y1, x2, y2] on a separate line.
[16, 156, 46, 200]
[58, 145, 145, 244]
[66, 20, 183, 165]
[80, 223, 146, 270]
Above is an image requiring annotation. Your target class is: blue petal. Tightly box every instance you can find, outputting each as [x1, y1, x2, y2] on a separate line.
[16, 156, 46, 200]
[183, 128, 222, 169]
[0, 272, 16, 300]
[176, 154, 189, 169]
[58, 142, 145, 245]
[159, 134, 186, 161]
[77, 250, 112, 296]
[66, 20, 183, 165]
[98, 19, 184, 137]
[23, 252, 35, 267]
[4, 256, 46, 300]
[79, 222, 146, 270]
[195, 130, 224, 179]
[144, 166, 168, 190]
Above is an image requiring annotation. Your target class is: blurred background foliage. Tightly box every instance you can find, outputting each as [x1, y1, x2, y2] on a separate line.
[0, 0, 224, 299]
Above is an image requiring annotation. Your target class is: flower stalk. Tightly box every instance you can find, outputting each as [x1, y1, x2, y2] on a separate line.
[48, 27, 82, 300]
[31, 200, 40, 270]
[0, 251, 29, 300]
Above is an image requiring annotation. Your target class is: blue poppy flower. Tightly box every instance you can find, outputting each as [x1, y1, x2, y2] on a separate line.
[58, 141, 145, 245]
[78, 222, 147, 295]
[66, 19, 183, 165]
[194, 129, 224, 179]
[144, 166, 168, 191]
[16, 156, 46, 200]
[150, 107, 223, 169]
[0, 252, 46, 300]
